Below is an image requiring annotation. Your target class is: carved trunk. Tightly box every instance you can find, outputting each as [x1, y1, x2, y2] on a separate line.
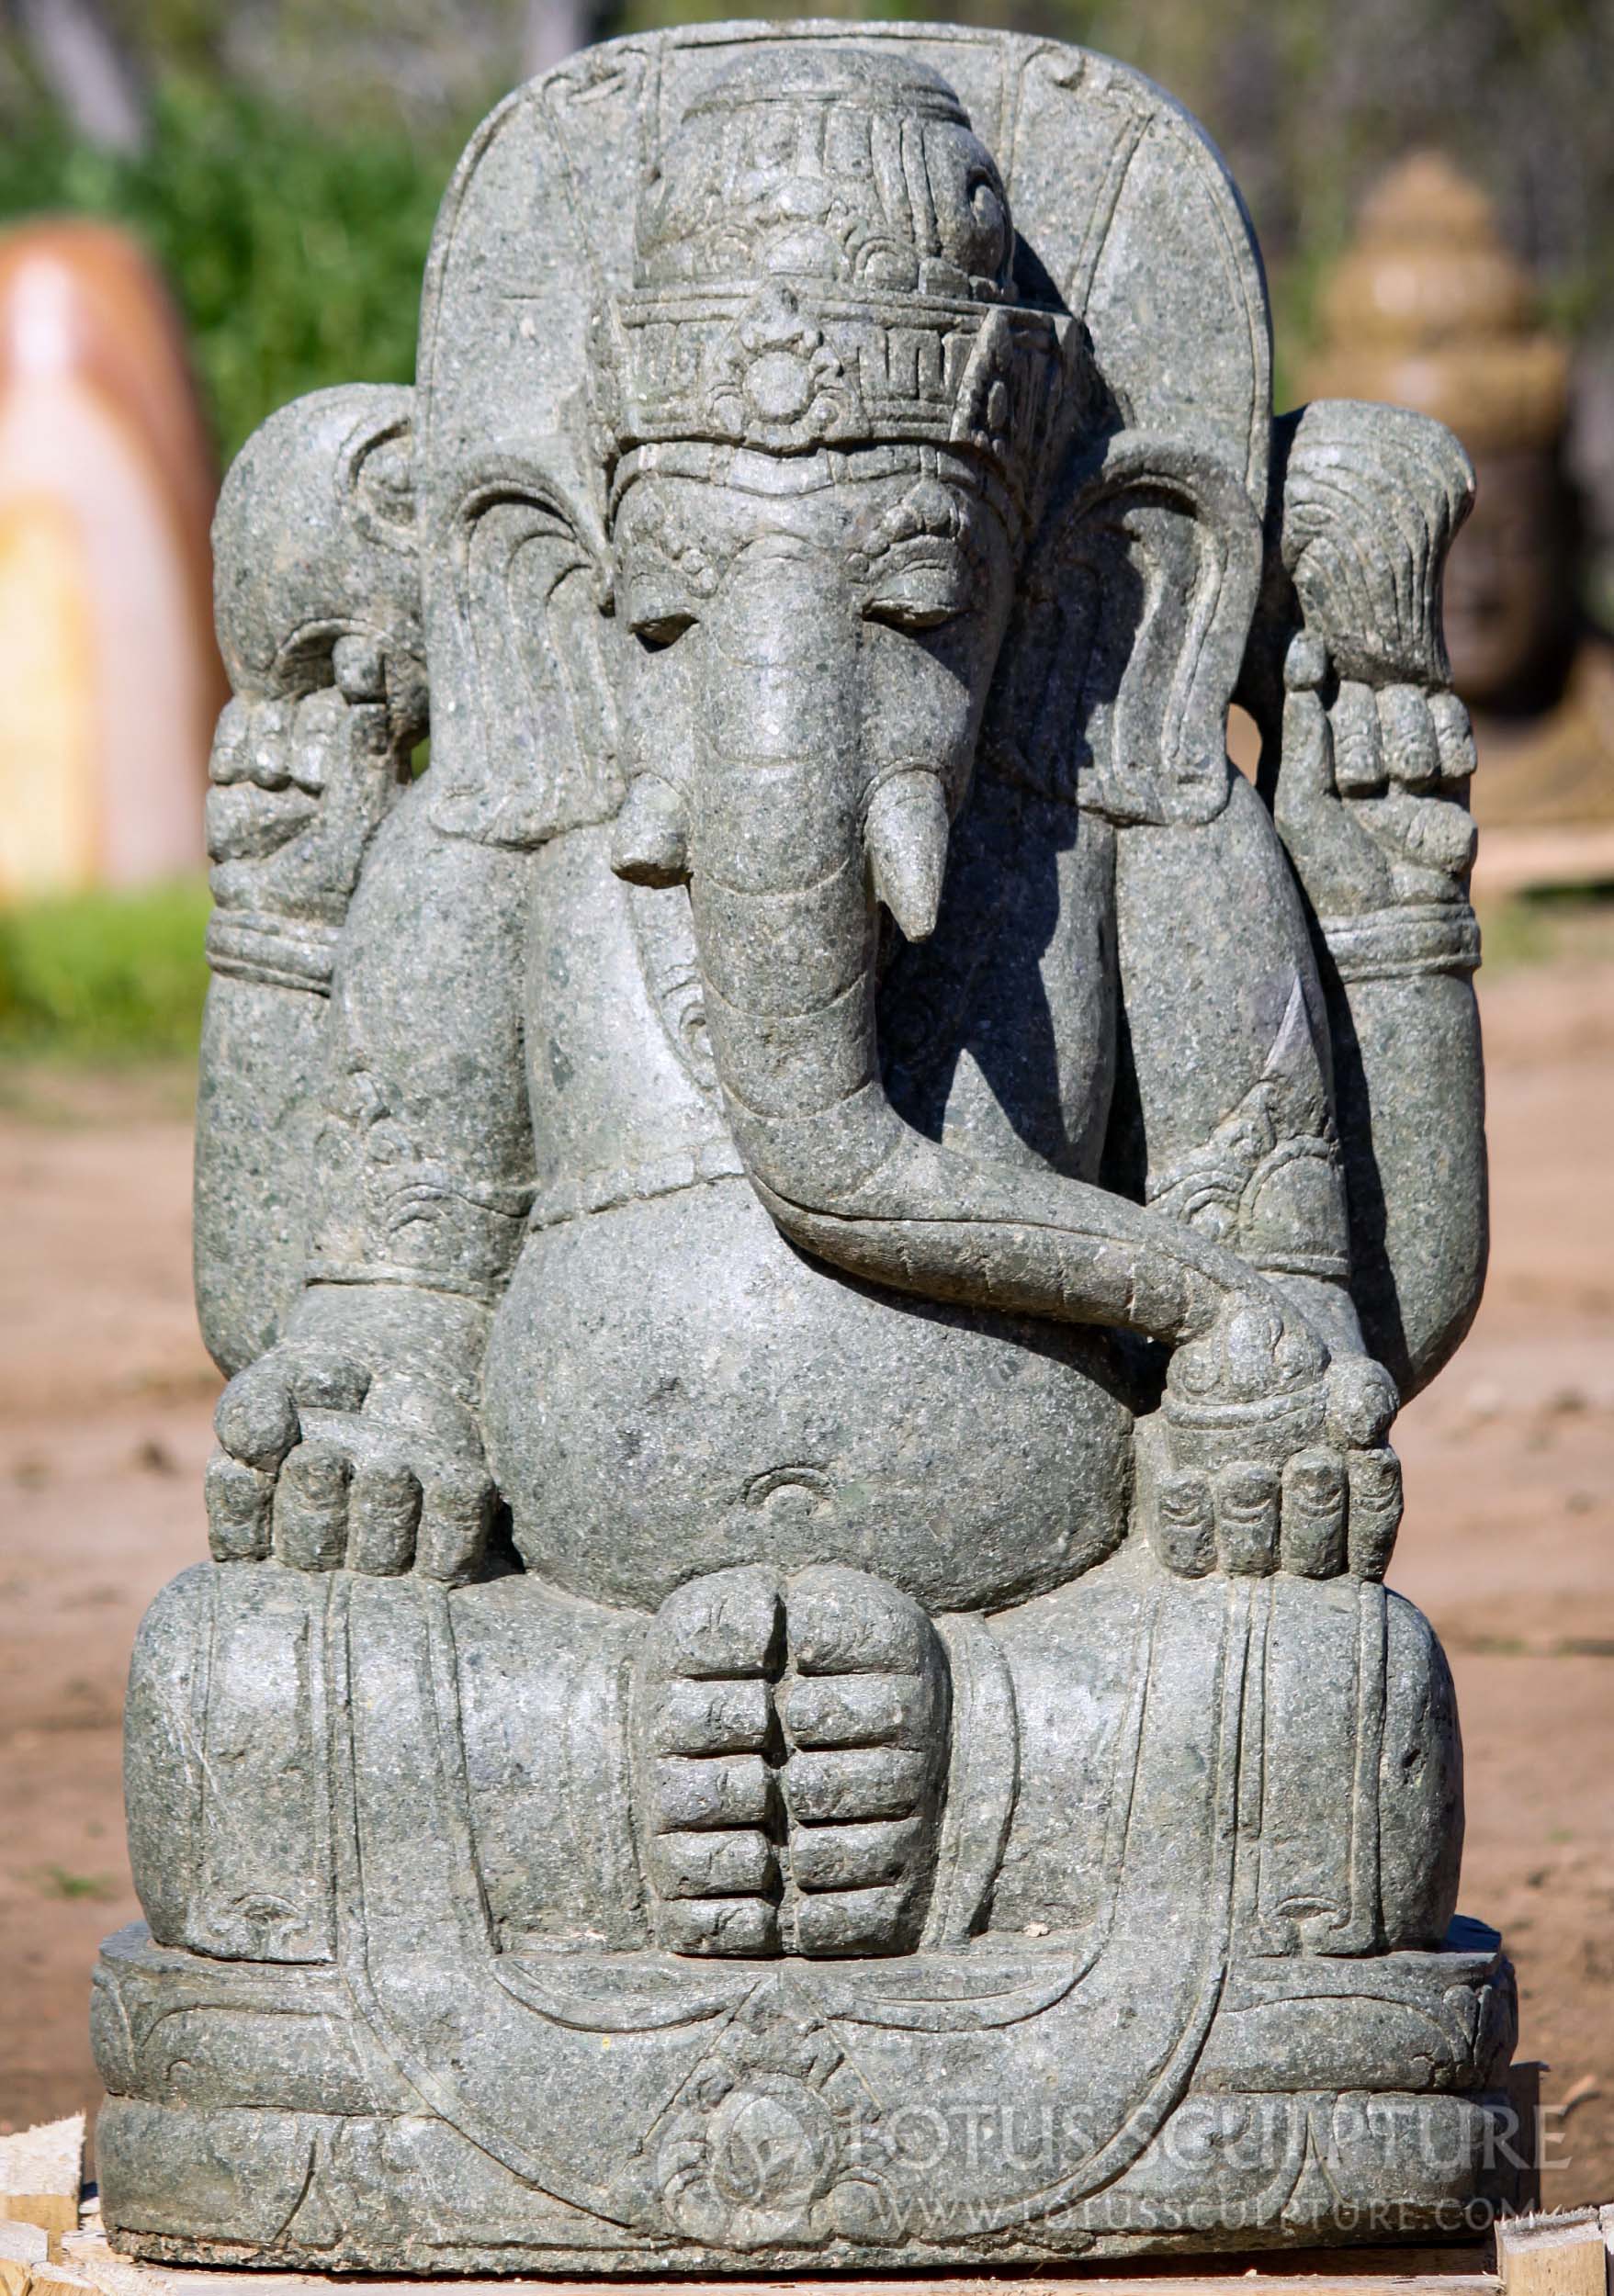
[99, 21, 1516, 2271]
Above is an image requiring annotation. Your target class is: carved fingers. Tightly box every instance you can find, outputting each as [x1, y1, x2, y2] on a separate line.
[206, 698, 322, 865]
[207, 684, 403, 921]
[1138, 1350, 1404, 1582]
[641, 1566, 784, 1958]
[1343, 1446, 1405, 1579]
[1323, 673, 1475, 799]
[202, 1451, 277, 1563]
[209, 1347, 492, 1583]
[782, 1567, 948, 1956]
[1273, 636, 1478, 911]
[637, 1564, 949, 1958]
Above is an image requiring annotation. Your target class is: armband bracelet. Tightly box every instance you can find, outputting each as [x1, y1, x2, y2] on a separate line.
[207, 911, 344, 995]
[1317, 904, 1479, 984]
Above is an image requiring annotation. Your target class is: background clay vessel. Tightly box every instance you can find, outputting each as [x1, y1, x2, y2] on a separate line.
[0, 219, 223, 900]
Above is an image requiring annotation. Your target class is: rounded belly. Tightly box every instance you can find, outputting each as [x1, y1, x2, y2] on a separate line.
[482, 1176, 1135, 1613]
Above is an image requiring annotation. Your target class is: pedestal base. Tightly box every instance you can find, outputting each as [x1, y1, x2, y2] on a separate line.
[94, 1922, 1525, 2272]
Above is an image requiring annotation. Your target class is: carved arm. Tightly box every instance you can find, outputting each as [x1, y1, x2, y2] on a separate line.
[195, 386, 424, 1374]
[1112, 770, 1361, 1360]
[197, 386, 542, 1586]
[1111, 768, 1403, 1582]
[1254, 400, 1486, 1402]
[204, 782, 536, 1585]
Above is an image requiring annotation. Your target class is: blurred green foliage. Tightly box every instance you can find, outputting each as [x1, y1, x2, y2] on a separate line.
[1477, 883, 1614, 975]
[2, 3, 1608, 462]
[0, 77, 457, 466]
[0, 878, 211, 1060]
[0, 1, 1605, 1075]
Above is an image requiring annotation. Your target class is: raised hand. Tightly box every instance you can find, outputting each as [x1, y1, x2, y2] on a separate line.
[206, 636, 410, 933]
[1271, 630, 1477, 921]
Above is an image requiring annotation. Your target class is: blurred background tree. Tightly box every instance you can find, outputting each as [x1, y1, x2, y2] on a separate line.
[2, 0, 1610, 463]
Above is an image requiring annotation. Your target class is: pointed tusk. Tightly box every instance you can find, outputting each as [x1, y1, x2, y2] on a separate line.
[864, 771, 950, 943]
[611, 774, 690, 887]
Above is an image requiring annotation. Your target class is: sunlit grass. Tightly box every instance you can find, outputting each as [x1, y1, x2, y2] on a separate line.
[0, 876, 210, 1061]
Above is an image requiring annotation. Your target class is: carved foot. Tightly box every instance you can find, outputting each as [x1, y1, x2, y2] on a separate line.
[639, 1566, 785, 1957]
[637, 1565, 949, 1958]
[782, 1566, 949, 1955]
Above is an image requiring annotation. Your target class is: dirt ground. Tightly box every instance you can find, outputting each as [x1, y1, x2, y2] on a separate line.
[2, 933, 1611, 2212]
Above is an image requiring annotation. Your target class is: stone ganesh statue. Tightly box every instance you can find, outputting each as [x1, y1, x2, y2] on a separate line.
[96, 28, 1518, 2270]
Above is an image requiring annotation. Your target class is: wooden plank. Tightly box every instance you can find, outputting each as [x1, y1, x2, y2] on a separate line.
[57, 2224, 1503, 2296]
[61, 2279, 1502, 2296]
[28, 2270, 100, 2296]
[0, 2119, 84, 2255]
[1497, 2212, 1610, 2296]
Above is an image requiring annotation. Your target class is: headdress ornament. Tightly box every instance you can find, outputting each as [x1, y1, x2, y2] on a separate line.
[589, 50, 1072, 519]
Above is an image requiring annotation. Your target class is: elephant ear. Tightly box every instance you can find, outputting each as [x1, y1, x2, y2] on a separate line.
[423, 441, 623, 850]
[984, 431, 1263, 828]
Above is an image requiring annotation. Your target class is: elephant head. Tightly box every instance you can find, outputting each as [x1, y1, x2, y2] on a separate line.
[583, 50, 1328, 1393]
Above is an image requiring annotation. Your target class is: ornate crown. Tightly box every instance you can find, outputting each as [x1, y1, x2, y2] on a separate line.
[589, 50, 1071, 517]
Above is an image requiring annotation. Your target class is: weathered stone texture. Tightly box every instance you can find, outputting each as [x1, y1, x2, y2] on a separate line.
[98, 23, 1518, 2268]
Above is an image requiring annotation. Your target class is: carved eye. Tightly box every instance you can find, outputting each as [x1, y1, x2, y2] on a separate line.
[864, 558, 969, 633]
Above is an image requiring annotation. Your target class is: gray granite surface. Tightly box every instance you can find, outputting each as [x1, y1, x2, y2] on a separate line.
[98, 22, 1518, 2270]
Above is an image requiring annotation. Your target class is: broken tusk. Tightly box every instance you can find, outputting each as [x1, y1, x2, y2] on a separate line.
[864, 771, 950, 943]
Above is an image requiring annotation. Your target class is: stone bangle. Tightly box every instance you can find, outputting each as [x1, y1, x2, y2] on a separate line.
[206, 910, 344, 995]
[1317, 903, 1480, 983]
